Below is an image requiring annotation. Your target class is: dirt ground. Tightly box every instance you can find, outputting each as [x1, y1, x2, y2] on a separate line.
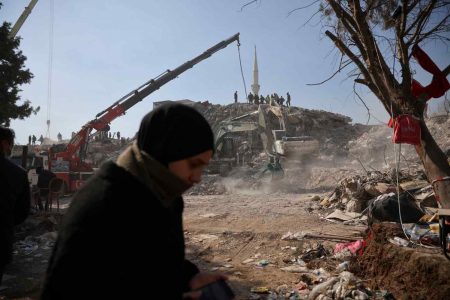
[1, 191, 449, 299]
[0, 192, 363, 300]
[183, 192, 366, 299]
[356, 224, 450, 299]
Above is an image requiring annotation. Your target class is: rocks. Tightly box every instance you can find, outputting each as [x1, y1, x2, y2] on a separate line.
[312, 169, 432, 215]
[364, 182, 398, 197]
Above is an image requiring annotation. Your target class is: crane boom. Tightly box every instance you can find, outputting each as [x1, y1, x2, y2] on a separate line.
[8, 0, 39, 38]
[55, 33, 240, 167]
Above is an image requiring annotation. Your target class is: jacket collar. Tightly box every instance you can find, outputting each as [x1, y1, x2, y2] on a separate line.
[116, 142, 190, 208]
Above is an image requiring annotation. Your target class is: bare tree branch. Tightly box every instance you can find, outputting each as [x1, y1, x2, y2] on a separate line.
[297, 7, 323, 29]
[324, 29, 393, 107]
[351, 1, 396, 94]
[406, 0, 421, 15]
[239, 0, 258, 12]
[405, 0, 436, 40]
[396, 7, 412, 100]
[326, 0, 359, 33]
[286, 0, 320, 17]
[400, 0, 408, 35]
[444, 64, 450, 76]
[413, 13, 450, 46]
[307, 59, 353, 85]
[353, 80, 371, 124]
[355, 78, 368, 85]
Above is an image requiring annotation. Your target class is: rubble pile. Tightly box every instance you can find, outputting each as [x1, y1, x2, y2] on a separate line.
[311, 169, 431, 214]
[348, 115, 450, 170]
[347, 126, 421, 170]
[86, 138, 130, 166]
[426, 114, 450, 152]
[189, 101, 370, 155]
[188, 174, 227, 195]
[357, 223, 450, 299]
[188, 229, 395, 300]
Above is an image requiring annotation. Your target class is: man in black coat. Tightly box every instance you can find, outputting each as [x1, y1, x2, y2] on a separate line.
[41, 103, 228, 299]
[0, 126, 30, 285]
[35, 167, 56, 211]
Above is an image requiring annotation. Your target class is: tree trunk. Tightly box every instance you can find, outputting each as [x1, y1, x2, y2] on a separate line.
[415, 119, 450, 208]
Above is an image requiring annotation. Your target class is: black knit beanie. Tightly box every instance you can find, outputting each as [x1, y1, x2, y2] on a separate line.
[137, 103, 214, 166]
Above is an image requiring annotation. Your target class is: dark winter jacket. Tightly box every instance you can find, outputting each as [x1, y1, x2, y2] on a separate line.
[41, 144, 198, 299]
[37, 168, 56, 197]
[0, 156, 30, 267]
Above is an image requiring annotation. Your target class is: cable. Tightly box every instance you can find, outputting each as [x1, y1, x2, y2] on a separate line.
[384, 41, 412, 241]
[236, 41, 248, 102]
[45, 0, 54, 139]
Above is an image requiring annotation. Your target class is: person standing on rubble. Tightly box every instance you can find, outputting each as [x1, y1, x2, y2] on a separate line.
[0, 126, 30, 286]
[248, 92, 254, 104]
[260, 94, 265, 104]
[234, 90, 238, 103]
[41, 103, 228, 299]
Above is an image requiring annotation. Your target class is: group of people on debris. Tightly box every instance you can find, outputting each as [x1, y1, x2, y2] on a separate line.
[27, 133, 64, 145]
[0, 103, 231, 299]
[234, 91, 292, 106]
[27, 134, 44, 145]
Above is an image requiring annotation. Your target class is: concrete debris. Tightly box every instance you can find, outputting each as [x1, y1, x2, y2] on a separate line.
[308, 277, 338, 300]
[311, 168, 439, 220]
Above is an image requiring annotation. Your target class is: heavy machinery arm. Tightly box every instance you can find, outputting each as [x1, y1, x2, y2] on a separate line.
[53, 33, 240, 169]
[8, 0, 39, 38]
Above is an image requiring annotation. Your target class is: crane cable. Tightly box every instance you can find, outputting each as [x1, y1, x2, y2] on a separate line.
[236, 40, 248, 101]
[45, 0, 54, 139]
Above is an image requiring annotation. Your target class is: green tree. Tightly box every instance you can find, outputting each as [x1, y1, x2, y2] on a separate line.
[0, 2, 39, 126]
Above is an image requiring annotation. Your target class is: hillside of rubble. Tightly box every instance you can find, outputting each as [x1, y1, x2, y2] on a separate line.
[75, 101, 450, 198]
[78, 100, 372, 171]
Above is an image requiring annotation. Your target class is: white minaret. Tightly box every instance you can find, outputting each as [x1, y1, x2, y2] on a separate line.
[251, 46, 260, 96]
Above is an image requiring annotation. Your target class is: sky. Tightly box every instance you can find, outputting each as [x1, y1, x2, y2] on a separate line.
[1, 0, 449, 145]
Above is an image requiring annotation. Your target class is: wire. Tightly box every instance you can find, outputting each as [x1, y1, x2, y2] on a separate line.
[45, 0, 54, 139]
[393, 141, 410, 239]
[237, 41, 248, 102]
[388, 41, 411, 241]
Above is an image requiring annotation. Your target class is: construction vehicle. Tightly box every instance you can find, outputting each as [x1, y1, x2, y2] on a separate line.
[209, 103, 319, 175]
[258, 104, 319, 161]
[34, 33, 241, 191]
[209, 110, 260, 174]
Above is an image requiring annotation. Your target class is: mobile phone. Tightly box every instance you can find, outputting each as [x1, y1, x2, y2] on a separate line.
[199, 279, 234, 300]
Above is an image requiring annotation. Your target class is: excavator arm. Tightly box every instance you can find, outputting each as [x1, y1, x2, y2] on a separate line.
[54, 33, 241, 166]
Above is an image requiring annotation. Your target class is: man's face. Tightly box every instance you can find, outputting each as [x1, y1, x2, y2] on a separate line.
[168, 150, 213, 187]
[1, 139, 13, 157]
